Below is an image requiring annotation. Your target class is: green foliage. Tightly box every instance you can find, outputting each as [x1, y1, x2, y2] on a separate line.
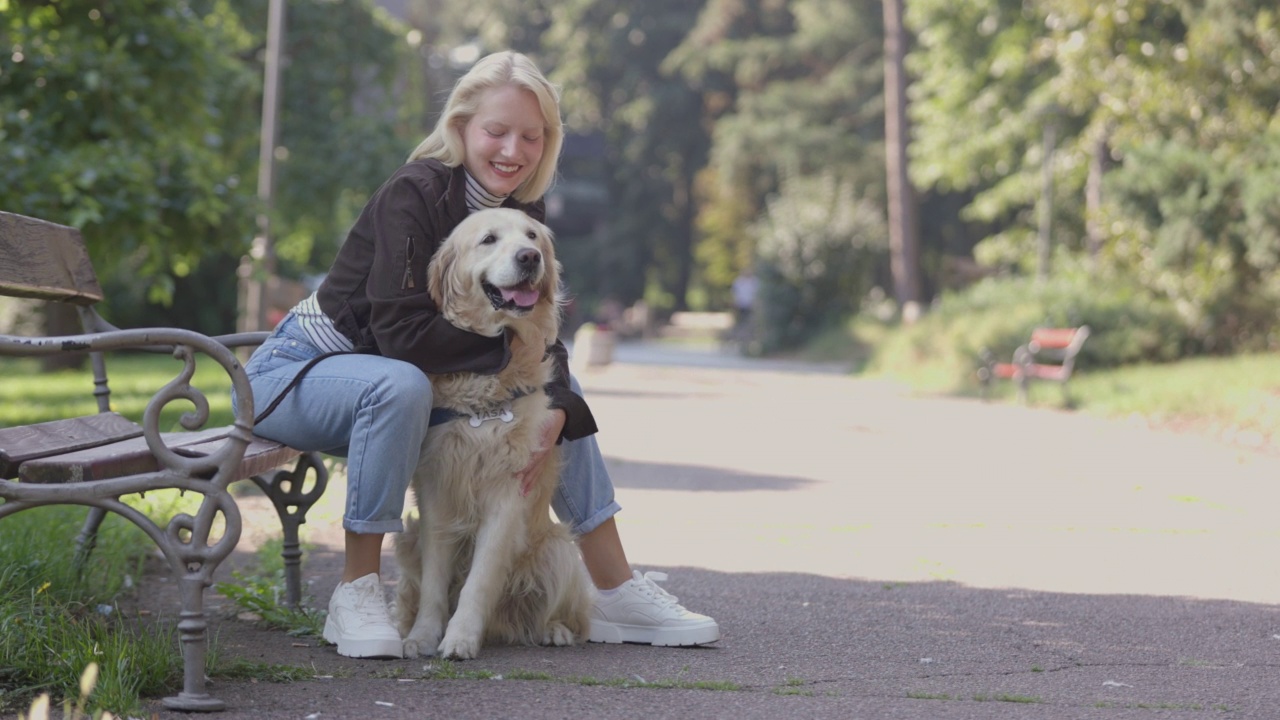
[669, 0, 889, 311]
[1104, 135, 1280, 350]
[1, 0, 412, 334]
[0, 0, 260, 302]
[754, 173, 887, 353]
[215, 569, 326, 638]
[671, 0, 885, 198]
[908, 0, 1280, 353]
[542, 0, 711, 311]
[231, 0, 412, 270]
[213, 536, 325, 637]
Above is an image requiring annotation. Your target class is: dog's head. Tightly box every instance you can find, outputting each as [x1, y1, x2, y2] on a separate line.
[427, 207, 561, 340]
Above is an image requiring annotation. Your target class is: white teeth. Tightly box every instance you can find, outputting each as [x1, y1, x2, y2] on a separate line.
[493, 163, 518, 173]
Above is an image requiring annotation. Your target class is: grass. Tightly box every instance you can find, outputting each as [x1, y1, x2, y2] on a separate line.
[214, 538, 327, 639]
[1, 353, 241, 716]
[0, 354, 239, 429]
[212, 659, 324, 683]
[0, 510, 184, 717]
[973, 692, 1043, 703]
[772, 677, 814, 696]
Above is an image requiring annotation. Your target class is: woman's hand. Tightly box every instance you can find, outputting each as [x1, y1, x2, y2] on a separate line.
[516, 408, 566, 496]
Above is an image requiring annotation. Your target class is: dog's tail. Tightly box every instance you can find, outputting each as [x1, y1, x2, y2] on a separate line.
[488, 523, 593, 646]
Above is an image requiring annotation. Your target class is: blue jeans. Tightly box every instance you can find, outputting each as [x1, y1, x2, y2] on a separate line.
[237, 313, 621, 535]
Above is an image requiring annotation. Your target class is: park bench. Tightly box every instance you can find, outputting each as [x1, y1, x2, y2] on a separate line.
[978, 325, 1091, 404]
[0, 211, 329, 712]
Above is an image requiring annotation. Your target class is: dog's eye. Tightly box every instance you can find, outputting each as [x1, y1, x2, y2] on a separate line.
[526, 230, 536, 240]
[481, 233, 496, 245]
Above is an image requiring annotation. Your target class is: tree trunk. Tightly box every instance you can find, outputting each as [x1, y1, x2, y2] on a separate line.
[882, 0, 923, 320]
[672, 162, 696, 312]
[1037, 118, 1056, 282]
[1085, 129, 1108, 270]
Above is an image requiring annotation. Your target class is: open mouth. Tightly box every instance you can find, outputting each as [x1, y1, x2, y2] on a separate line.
[482, 280, 540, 312]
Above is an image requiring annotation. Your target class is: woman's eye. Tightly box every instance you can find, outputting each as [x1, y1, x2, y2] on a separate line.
[523, 135, 541, 142]
[481, 233, 497, 245]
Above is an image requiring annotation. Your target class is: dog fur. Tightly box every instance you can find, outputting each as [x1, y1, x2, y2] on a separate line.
[394, 208, 593, 660]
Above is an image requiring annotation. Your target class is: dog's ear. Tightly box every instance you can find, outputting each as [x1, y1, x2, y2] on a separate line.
[427, 237, 458, 308]
[538, 223, 562, 307]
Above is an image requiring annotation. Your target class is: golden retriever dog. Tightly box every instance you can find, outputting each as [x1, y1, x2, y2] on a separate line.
[394, 208, 593, 660]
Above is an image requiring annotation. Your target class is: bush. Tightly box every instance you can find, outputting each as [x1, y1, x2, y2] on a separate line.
[753, 173, 887, 354]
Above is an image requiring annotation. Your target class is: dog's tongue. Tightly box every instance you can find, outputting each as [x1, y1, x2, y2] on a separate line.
[501, 287, 539, 306]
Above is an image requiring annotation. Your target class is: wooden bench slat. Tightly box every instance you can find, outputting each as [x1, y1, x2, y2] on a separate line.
[1030, 327, 1079, 349]
[0, 413, 144, 478]
[0, 211, 105, 304]
[17, 426, 300, 484]
[177, 436, 303, 480]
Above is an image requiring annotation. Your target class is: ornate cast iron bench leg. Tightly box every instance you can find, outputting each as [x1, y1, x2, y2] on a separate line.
[249, 451, 329, 608]
[161, 489, 243, 712]
[73, 506, 110, 572]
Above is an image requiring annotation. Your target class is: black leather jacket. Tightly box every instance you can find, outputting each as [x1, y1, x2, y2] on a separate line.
[316, 158, 596, 440]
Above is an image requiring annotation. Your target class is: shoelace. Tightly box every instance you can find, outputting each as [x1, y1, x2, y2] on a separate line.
[351, 581, 394, 625]
[635, 570, 682, 610]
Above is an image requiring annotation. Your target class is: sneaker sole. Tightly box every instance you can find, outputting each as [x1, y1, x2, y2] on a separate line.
[324, 617, 404, 659]
[587, 620, 720, 647]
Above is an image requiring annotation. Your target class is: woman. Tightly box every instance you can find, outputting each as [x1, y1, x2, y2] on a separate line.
[240, 50, 719, 658]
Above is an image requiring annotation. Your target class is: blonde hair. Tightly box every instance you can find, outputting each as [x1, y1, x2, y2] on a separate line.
[407, 51, 563, 204]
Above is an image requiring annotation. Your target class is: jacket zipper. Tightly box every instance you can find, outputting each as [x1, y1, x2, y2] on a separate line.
[402, 237, 416, 289]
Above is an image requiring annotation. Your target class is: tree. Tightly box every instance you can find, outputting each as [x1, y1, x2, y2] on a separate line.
[232, 0, 413, 271]
[908, 0, 1280, 351]
[882, 0, 922, 315]
[0, 0, 261, 303]
[1, 0, 412, 336]
[669, 0, 891, 319]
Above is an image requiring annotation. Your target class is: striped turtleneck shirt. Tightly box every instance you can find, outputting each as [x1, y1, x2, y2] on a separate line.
[463, 170, 507, 212]
[289, 167, 508, 353]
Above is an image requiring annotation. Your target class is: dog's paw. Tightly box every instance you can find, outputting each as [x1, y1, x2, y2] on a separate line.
[542, 621, 576, 647]
[402, 622, 444, 658]
[402, 637, 438, 659]
[438, 631, 482, 660]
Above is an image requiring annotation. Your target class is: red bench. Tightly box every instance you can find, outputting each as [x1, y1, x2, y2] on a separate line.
[978, 326, 1091, 404]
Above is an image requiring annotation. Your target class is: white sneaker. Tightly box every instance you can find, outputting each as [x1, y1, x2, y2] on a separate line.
[588, 570, 720, 646]
[322, 573, 404, 658]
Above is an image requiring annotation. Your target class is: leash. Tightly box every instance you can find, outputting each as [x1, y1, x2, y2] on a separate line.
[253, 351, 352, 425]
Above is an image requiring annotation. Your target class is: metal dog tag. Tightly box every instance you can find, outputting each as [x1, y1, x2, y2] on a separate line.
[468, 403, 516, 427]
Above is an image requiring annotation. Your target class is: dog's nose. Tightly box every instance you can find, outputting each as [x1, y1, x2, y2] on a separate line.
[515, 248, 541, 271]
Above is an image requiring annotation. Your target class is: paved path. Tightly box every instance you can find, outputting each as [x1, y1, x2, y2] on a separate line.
[137, 343, 1280, 719]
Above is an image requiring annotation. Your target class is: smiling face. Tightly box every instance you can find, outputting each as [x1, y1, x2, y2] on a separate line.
[461, 85, 547, 198]
[428, 208, 561, 339]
